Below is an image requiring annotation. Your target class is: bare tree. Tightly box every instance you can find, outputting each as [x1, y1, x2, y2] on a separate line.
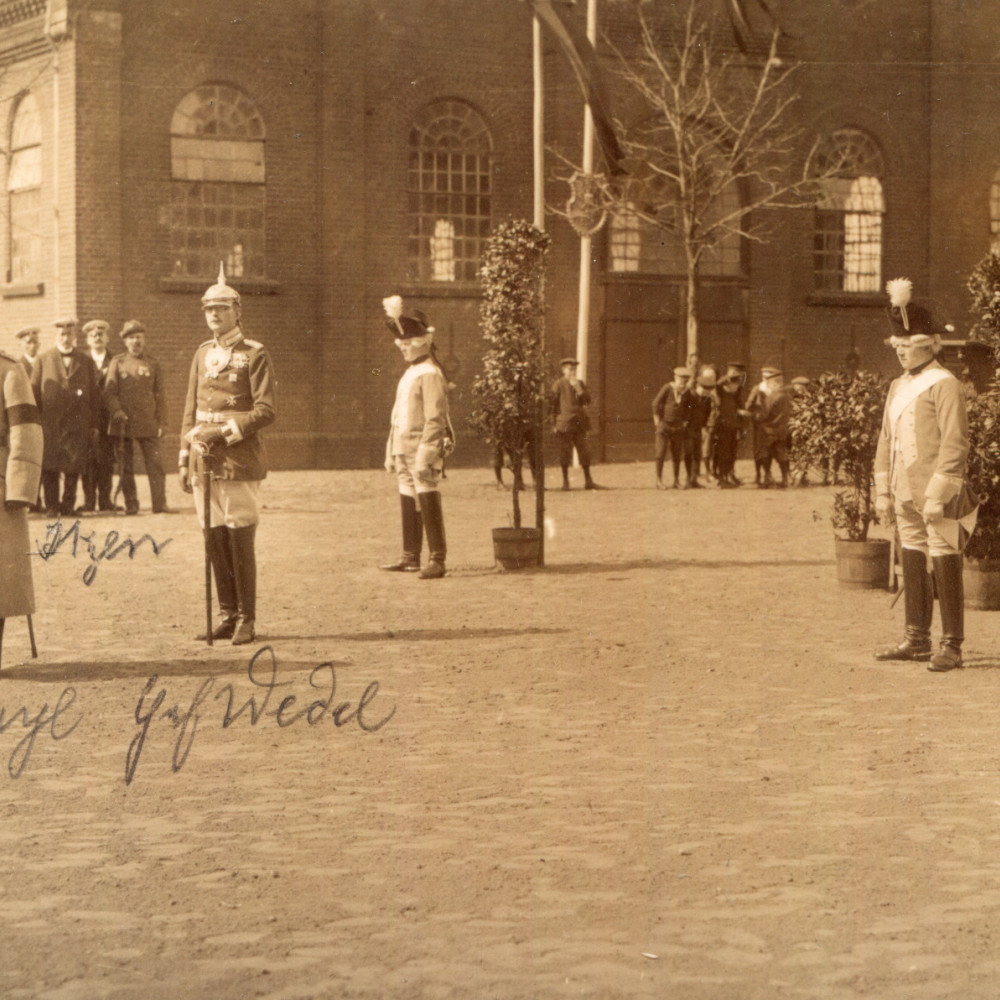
[562, 0, 837, 358]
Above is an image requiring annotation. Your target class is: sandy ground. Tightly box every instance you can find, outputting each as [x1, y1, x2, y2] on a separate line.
[1, 459, 1000, 999]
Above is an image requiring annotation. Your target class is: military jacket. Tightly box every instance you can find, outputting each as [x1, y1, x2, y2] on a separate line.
[179, 329, 276, 481]
[105, 352, 168, 439]
[874, 359, 975, 517]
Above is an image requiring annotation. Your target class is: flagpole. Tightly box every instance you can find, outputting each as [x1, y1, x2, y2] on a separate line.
[533, 11, 546, 566]
[575, 0, 596, 385]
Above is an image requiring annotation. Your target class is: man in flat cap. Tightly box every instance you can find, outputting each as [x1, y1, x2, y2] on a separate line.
[380, 296, 454, 578]
[714, 366, 750, 488]
[30, 317, 100, 517]
[14, 326, 40, 377]
[652, 365, 694, 489]
[105, 320, 169, 515]
[745, 365, 791, 488]
[179, 265, 276, 644]
[79, 319, 119, 512]
[874, 279, 978, 672]
[550, 357, 598, 490]
[0, 342, 42, 668]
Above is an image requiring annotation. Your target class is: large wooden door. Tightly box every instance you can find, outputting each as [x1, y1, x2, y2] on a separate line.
[599, 279, 747, 461]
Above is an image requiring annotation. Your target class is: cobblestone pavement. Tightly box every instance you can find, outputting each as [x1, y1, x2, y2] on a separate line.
[1, 460, 999, 999]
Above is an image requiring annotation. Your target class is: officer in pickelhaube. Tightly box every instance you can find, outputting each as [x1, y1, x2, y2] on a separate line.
[179, 264, 277, 644]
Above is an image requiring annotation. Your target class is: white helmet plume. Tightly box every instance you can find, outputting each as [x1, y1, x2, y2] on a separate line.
[886, 278, 912, 331]
[382, 295, 405, 337]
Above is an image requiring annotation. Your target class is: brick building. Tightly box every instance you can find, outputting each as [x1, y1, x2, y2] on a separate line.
[0, 0, 996, 467]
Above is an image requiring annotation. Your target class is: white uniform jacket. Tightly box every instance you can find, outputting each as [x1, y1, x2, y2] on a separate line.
[385, 359, 453, 474]
[874, 360, 976, 522]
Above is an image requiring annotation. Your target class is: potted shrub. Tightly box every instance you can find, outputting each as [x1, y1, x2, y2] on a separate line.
[963, 249, 1000, 607]
[789, 369, 892, 588]
[470, 220, 550, 570]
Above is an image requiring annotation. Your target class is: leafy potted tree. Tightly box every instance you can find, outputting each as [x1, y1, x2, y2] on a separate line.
[470, 220, 550, 570]
[789, 369, 891, 588]
[963, 249, 1000, 608]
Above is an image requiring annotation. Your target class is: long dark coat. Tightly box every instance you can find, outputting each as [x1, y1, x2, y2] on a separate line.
[31, 346, 99, 474]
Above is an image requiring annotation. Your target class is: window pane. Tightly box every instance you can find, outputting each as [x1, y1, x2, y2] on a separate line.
[408, 100, 492, 283]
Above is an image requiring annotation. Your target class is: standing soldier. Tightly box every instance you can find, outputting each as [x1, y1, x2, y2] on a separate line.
[80, 319, 118, 513]
[380, 296, 454, 579]
[874, 279, 978, 672]
[0, 348, 43, 667]
[104, 320, 170, 515]
[31, 317, 99, 517]
[179, 265, 277, 645]
[550, 357, 598, 491]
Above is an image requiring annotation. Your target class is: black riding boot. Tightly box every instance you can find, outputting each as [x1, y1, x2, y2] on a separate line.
[929, 554, 964, 671]
[417, 491, 446, 579]
[229, 525, 258, 645]
[380, 494, 423, 571]
[875, 547, 933, 661]
[196, 526, 238, 640]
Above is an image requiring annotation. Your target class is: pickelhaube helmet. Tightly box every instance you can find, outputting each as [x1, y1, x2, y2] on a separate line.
[202, 261, 241, 308]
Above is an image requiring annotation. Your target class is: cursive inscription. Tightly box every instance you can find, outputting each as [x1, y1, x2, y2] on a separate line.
[125, 645, 395, 785]
[36, 518, 172, 585]
[0, 688, 82, 778]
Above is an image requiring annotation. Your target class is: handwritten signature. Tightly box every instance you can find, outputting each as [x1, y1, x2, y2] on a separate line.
[0, 688, 81, 778]
[125, 645, 396, 785]
[36, 518, 172, 585]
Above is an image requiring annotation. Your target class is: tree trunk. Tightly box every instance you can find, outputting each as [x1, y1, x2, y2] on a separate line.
[686, 260, 699, 361]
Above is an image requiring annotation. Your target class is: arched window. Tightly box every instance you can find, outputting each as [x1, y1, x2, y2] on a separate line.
[813, 128, 885, 292]
[168, 84, 266, 279]
[8, 93, 42, 283]
[408, 100, 492, 283]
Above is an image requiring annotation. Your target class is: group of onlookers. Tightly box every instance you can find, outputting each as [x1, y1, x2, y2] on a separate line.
[13, 318, 169, 518]
[651, 355, 798, 491]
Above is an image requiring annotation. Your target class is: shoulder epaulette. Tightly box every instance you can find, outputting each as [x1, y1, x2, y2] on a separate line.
[242, 338, 263, 350]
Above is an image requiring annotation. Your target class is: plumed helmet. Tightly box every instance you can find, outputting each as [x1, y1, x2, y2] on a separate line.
[202, 262, 241, 308]
[382, 295, 434, 339]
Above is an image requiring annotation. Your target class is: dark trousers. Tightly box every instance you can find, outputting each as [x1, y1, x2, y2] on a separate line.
[654, 427, 685, 480]
[41, 469, 79, 515]
[120, 437, 168, 512]
[82, 431, 115, 510]
[555, 427, 591, 470]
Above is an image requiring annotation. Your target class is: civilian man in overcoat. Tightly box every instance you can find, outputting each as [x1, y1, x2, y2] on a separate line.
[30, 317, 99, 517]
[0, 347, 43, 667]
[745, 365, 791, 488]
[874, 280, 978, 672]
[79, 319, 119, 512]
[179, 266, 277, 645]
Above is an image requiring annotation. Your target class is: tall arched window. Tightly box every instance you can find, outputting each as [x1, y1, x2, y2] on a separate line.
[813, 128, 885, 292]
[168, 84, 266, 279]
[8, 93, 42, 283]
[408, 100, 492, 283]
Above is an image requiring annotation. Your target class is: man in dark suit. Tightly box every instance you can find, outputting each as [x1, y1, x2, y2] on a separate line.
[549, 357, 598, 490]
[30, 318, 100, 517]
[79, 319, 119, 512]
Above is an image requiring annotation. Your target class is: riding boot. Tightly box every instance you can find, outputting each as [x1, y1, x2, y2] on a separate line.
[229, 525, 258, 644]
[417, 491, 446, 579]
[195, 526, 238, 640]
[929, 553, 964, 671]
[0, 617, 5, 671]
[875, 547, 933, 660]
[380, 494, 423, 571]
[561, 465, 570, 491]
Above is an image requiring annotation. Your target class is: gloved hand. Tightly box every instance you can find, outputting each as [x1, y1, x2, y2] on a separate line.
[191, 425, 225, 449]
[179, 466, 193, 494]
[923, 498, 945, 522]
[875, 494, 893, 519]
